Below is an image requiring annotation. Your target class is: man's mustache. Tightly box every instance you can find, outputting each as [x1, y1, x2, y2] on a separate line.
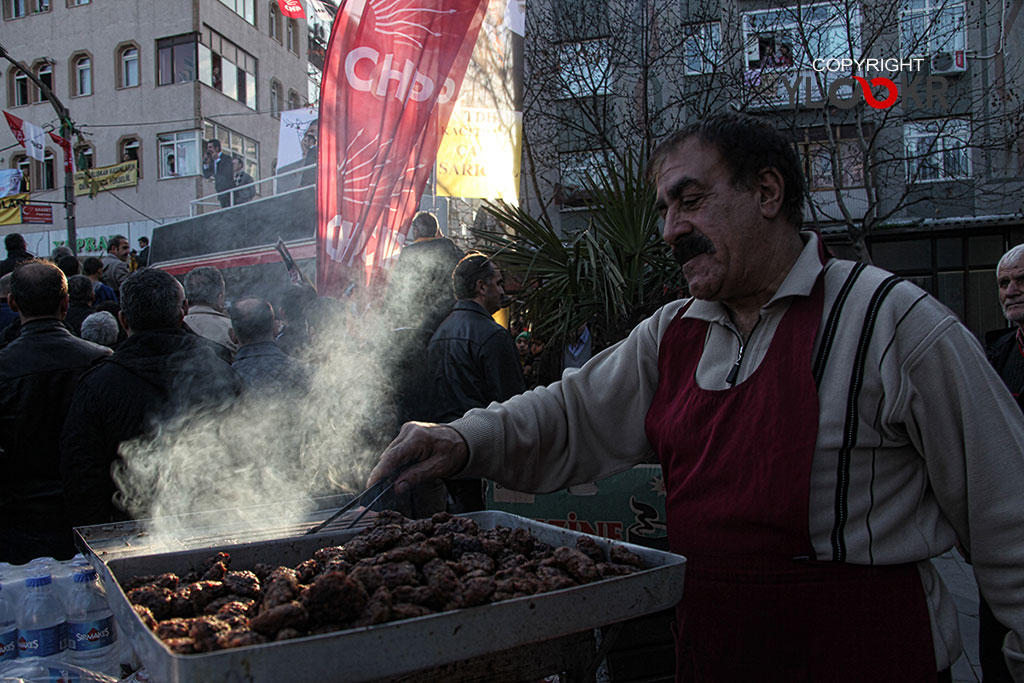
[671, 233, 715, 267]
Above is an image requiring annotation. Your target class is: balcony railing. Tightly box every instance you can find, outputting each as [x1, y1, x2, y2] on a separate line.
[189, 163, 315, 216]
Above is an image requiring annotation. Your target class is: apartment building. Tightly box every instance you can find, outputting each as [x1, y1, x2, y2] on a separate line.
[524, 0, 1024, 337]
[1, 0, 311, 256]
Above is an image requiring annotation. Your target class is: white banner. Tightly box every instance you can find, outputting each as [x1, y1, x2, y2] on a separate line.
[0, 170, 22, 199]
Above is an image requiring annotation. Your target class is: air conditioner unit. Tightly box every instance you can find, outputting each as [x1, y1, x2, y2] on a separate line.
[931, 50, 967, 76]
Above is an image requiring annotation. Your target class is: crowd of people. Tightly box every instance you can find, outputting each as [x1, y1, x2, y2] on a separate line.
[2, 112, 1024, 680]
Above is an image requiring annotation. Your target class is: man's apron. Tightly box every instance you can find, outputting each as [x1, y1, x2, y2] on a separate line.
[644, 274, 938, 681]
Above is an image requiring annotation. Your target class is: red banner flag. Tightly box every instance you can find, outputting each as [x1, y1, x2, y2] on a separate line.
[279, 0, 305, 19]
[316, 0, 488, 296]
[48, 131, 74, 173]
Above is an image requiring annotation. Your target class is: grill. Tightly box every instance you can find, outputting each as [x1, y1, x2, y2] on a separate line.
[77, 510, 686, 683]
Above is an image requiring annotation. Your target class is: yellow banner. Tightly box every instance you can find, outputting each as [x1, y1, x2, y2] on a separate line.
[435, 0, 521, 203]
[436, 107, 521, 201]
[0, 193, 28, 226]
[74, 160, 138, 197]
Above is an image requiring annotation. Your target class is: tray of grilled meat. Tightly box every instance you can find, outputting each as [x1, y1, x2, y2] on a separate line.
[80, 510, 686, 683]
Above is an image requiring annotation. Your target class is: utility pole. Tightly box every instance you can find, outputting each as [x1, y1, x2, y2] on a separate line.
[0, 43, 77, 254]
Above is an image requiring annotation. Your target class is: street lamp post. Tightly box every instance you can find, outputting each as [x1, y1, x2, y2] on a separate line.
[0, 43, 77, 254]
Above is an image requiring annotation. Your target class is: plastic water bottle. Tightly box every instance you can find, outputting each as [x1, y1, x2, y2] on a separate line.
[0, 582, 17, 663]
[0, 657, 119, 682]
[64, 570, 118, 677]
[16, 574, 66, 660]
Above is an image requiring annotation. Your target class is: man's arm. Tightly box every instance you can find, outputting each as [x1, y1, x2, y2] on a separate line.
[59, 380, 117, 527]
[897, 318, 1024, 678]
[480, 329, 526, 403]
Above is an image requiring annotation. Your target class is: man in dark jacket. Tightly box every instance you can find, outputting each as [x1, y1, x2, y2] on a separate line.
[426, 253, 525, 511]
[387, 212, 464, 335]
[202, 138, 235, 208]
[0, 261, 111, 563]
[229, 296, 310, 394]
[60, 268, 243, 526]
[65, 275, 95, 336]
[0, 233, 34, 277]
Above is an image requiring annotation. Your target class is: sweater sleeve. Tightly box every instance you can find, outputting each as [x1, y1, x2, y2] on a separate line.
[894, 316, 1024, 678]
[449, 301, 685, 493]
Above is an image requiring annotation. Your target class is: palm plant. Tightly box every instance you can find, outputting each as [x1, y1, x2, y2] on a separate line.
[473, 153, 685, 347]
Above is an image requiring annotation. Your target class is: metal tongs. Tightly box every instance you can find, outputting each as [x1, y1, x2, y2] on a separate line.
[305, 477, 395, 535]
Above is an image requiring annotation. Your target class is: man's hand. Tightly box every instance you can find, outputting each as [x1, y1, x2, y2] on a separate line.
[368, 422, 469, 494]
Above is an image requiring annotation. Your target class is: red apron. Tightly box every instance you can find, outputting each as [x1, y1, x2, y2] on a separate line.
[644, 274, 938, 682]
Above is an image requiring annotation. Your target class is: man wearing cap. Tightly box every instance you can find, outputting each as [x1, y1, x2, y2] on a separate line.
[371, 112, 1024, 680]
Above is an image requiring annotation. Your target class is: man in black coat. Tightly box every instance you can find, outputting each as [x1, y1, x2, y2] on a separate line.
[425, 253, 525, 511]
[0, 261, 111, 563]
[0, 233, 34, 277]
[387, 211, 464, 335]
[202, 138, 235, 208]
[60, 268, 243, 526]
[65, 275, 95, 336]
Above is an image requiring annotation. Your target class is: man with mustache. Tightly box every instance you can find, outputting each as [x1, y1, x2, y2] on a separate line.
[370, 112, 1024, 681]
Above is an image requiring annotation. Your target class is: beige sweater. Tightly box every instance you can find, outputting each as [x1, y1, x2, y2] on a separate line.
[451, 232, 1024, 676]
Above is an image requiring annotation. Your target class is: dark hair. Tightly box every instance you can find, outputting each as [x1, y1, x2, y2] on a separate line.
[229, 296, 275, 344]
[183, 266, 225, 307]
[138, 236, 149, 246]
[9, 260, 66, 317]
[82, 256, 104, 276]
[57, 255, 81, 277]
[119, 268, 185, 331]
[452, 253, 494, 300]
[207, 139, 221, 151]
[67, 274, 94, 304]
[411, 212, 439, 240]
[647, 112, 806, 228]
[4, 233, 26, 253]
[106, 235, 128, 253]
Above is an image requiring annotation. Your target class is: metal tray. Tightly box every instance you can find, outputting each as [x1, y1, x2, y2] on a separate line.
[84, 511, 686, 683]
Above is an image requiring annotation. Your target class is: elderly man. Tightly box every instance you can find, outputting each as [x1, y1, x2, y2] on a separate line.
[183, 266, 237, 361]
[60, 268, 242, 526]
[0, 261, 110, 562]
[100, 234, 131, 293]
[371, 113, 1024, 680]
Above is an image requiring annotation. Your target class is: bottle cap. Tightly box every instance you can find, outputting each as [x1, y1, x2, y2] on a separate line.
[25, 575, 52, 588]
[72, 569, 98, 584]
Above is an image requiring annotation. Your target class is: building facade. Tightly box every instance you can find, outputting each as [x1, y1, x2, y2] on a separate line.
[1, 0, 310, 258]
[521, 0, 1024, 338]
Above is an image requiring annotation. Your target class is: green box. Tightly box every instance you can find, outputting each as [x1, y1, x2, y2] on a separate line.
[486, 464, 669, 550]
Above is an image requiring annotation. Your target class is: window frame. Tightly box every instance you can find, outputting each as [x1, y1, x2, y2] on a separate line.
[41, 149, 56, 190]
[75, 142, 94, 170]
[198, 26, 257, 109]
[683, 22, 722, 76]
[287, 19, 297, 54]
[118, 135, 141, 177]
[270, 79, 281, 118]
[157, 34, 198, 86]
[33, 60, 53, 102]
[5, 0, 27, 19]
[203, 119, 259, 182]
[157, 129, 203, 179]
[67, 0, 90, 6]
[118, 42, 141, 89]
[268, 2, 281, 42]
[904, 118, 972, 183]
[12, 69, 30, 106]
[556, 39, 611, 99]
[218, 0, 255, 25]
[71, 52, 93, 97]
[900, 0, 966, 56]
[13, 154, 31, 191]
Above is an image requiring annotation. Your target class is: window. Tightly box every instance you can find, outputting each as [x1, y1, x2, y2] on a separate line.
[69, 0, 90, 5]
[558, 149, 607, 206]
[684, 23, 721, 76]
[36, 62, 52, 99]
[119, 136, 140, 175]
[901, 0, 966, 56]
[76, 144, 93, 170]
[119, 45, 139, 88]
[287, 19, 297, 53]
[12, 70, 29, 106]
[157, 34, 198, 86]
[73, 55, 92, 96]
[6, 0, 27, 18]
[270, 80, 281, 118]
[287, 90, 299, 111]
[218, 0, 254, 25]
[557, 40, 611, 98]
[198, 27, 257, 109]
[158, 130, 202, 178]
[905, 119, 971, 182]
[203, 120, 259, 181]
[269, 2, 281, 42]
[14, 155, 31, 191]
[33, 0, 48, 11]
[41, 150, 55, 189]
[800, 139, 864, 190]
